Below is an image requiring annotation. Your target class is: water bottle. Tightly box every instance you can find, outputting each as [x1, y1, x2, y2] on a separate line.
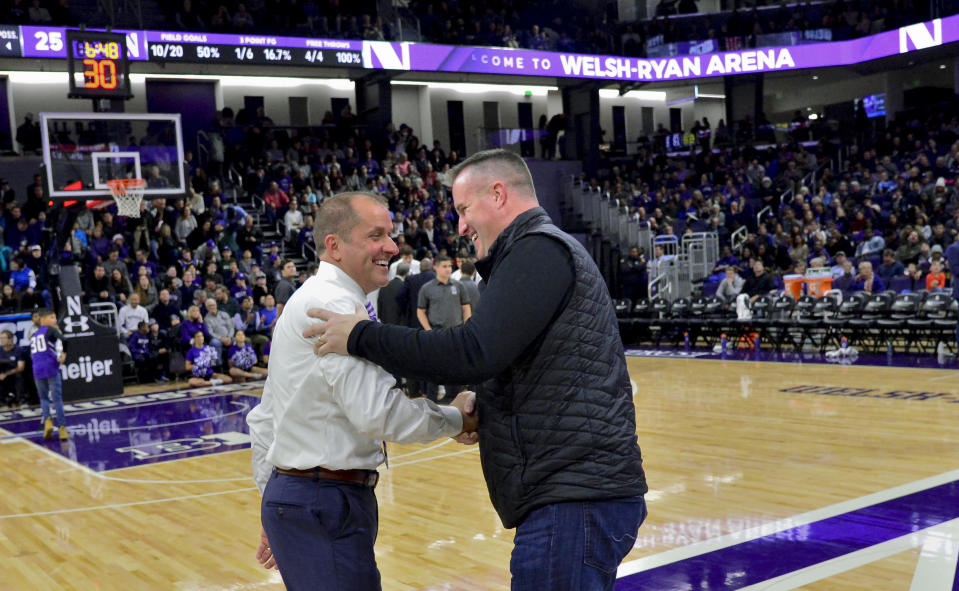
[754, 334, 761, 352]
[684, 331, 690, 352]
[841, 336, 848, 351]
[720, 333, 727, 353]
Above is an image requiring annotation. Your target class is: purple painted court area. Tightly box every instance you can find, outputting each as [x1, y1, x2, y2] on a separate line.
[0, 384, 261, 471]
[615, 481, 959, 590]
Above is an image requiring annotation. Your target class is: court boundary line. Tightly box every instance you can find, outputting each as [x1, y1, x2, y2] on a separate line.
[0, 437, 480, 519]
[617, 467, 959, 578]
[0, 487, 258, 520]
[629, 355, 959, 375]
[0, 385, 262, 429]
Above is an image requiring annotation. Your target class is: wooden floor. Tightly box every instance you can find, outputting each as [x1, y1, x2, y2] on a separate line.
[2, 357, 959, 590]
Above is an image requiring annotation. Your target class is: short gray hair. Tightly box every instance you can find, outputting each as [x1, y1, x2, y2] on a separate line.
[450, 149, 536, 196]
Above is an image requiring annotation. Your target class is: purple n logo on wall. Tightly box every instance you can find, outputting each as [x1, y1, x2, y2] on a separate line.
[899, 19, 942, 53]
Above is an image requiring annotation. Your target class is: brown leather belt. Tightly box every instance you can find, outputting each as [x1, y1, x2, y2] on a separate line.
[275, 466, 379, 488]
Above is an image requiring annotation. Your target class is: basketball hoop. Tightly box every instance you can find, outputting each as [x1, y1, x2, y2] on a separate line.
[106, 178, 146, 218]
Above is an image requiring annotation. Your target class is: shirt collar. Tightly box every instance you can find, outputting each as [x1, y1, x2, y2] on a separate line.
[317, 260, 367, 300]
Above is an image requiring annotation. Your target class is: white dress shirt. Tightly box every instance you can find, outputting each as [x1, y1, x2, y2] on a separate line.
[451, 268, 482, 283]
[388, 257, 420, 280]
[247, 261, 462, 494]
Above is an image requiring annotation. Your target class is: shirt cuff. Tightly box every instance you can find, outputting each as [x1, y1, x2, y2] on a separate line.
[438, 403, 464, 436]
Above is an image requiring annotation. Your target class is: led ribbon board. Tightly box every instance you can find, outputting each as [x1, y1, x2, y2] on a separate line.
[12, 16, 957, 83]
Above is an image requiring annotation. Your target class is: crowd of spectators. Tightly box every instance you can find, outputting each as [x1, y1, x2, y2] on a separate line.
[612, 98, 959, 303]
[0, 102, 479, 385]
[631, 0, 927, 54]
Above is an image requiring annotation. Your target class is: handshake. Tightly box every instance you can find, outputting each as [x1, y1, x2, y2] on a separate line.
[449, 391, 479, 445]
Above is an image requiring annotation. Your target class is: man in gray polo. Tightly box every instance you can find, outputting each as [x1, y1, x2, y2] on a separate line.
[417, 255, 471, 400]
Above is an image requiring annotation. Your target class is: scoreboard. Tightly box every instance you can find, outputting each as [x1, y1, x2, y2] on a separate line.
[16, 26, 364, 69]
[66, 29, 132, 99]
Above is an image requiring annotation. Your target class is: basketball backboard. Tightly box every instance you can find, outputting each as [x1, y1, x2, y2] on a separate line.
[40, 112, 186, 199]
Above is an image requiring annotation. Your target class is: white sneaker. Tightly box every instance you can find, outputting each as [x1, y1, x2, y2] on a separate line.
[210, 378, 224, 386]
[437, 385, 447, 401]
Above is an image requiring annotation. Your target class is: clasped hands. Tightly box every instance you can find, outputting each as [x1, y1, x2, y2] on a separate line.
[302, 305, 478, 446]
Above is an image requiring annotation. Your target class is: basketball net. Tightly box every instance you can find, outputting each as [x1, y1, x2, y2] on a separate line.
[106, 178, 146, 218]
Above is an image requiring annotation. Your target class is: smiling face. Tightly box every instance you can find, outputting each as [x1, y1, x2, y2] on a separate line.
[328, 196, 398, 294]
[453, 171, 500, 260]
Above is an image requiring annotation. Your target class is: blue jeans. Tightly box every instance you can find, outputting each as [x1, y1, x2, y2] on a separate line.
[261, 471, 380, 591]
[511, 496, 647, 591]
[36, 374, 66, 427]
[208, 338, 224, 364]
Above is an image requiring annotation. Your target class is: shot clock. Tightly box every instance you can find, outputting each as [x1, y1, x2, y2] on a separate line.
[66, 29, 132, 99]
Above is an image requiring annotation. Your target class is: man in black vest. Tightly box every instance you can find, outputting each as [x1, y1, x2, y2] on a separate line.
[303, 149, 647, 590]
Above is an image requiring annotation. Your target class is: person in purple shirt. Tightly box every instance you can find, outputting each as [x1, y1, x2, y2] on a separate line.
[226, 330, 267, 382]
[30, 309, 67, 441]
[128, 321, 163, 382]
[180, 305, 211, 350]
[185, 331, 232, 388]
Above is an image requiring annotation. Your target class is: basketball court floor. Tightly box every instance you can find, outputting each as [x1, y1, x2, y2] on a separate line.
[2, 356, 958, 590]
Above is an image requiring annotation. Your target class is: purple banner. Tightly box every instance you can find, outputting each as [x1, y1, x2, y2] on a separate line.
[394, 16, 956, 81]
[144, 29, 363, 51]
[13, 15, 959, 82]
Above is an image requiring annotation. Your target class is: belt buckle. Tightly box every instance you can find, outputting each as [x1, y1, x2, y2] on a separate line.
[365, 471, 379, 488]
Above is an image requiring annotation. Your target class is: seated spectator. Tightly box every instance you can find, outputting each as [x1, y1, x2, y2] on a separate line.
[108, 268, 133, 305]
[736, 261, 776, 318]
[204, 298, 235, 361]
[179, 305, 210, 350]
[0, 329, 26, 407]
[716, 267, 744, 303]
[176, 205, 197, 243]
[128, 321, 164, 382]
[9, 257, 35, 293]
[904, 263, 925, 291]
[857, 230, 886, 259]
[134, 274, 159, 312]
[834, 260, 857, 295]
[877, 249, 905, 286]
[283, 197, 304, 242]
[258, 294, 278, 335]
[117, 292, 150, 339]
[226, 330, 267, 382]
[895, 231, 924, 266]
[185, 331, 232, 388]
[853, 261, 885, 294]
[830, 252, 850, 279]
[152, 289, 181, 335]
[0, 285, 19, 312]
[926, 261, 946, 292]
[263, 182, 289, 225]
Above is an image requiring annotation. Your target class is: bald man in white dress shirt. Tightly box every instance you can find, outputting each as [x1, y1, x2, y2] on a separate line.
[247, 192, 477, 590]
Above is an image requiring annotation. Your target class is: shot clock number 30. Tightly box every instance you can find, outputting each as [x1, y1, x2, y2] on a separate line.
[66, 30, 132, 99]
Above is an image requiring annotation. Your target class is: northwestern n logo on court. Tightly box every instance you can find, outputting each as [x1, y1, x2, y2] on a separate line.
[899, 19, 942, 53]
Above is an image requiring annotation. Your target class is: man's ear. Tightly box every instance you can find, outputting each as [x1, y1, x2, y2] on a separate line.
[324, 234, 340, 260]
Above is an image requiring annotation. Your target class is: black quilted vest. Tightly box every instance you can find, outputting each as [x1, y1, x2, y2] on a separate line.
[474, 208, 647, 528]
